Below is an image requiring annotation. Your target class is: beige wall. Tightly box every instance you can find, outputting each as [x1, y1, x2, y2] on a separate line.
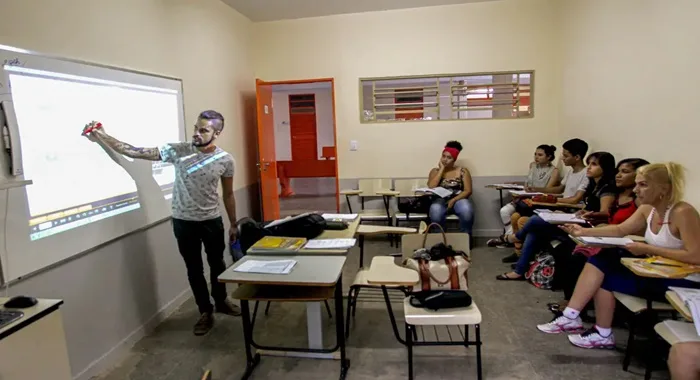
[252, 0, 563, 179]
[559, 0, 700, 205]
[0, 0, 257, 189]
[0, 0, 256, 378]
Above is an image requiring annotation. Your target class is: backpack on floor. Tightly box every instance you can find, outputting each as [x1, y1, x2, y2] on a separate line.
[525, 252, 556, 290]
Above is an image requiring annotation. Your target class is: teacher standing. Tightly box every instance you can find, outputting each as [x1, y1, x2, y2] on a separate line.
[81, 110, 240, 336]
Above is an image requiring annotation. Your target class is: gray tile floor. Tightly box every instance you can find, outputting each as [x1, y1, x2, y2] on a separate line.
[95, 238, 670, 380]
[280, 195, 337, 217]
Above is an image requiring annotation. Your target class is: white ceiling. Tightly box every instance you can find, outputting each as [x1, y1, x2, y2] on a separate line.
[223, 0, 501, 22]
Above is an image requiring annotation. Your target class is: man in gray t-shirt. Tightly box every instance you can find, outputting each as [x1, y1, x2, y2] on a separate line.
[82, 110, 240, 336]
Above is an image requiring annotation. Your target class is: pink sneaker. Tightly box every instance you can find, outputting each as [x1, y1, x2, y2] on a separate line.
[537, 314, 584, 334]
[568, 327, 616, 349]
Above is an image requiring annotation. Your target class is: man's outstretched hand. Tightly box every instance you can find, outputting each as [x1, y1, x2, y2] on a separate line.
[82, 121, 104, 142]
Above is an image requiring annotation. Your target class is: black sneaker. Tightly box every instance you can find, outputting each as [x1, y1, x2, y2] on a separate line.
[501, 252, 519, 263]
[215, 299, 241, 317]
[193, 312, 214, 336]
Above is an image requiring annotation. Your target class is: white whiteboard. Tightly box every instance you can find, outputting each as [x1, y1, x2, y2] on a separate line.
[0, 45, 186, 283]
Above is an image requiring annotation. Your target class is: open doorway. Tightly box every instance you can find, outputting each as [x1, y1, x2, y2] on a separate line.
[255, 78, 339, 220]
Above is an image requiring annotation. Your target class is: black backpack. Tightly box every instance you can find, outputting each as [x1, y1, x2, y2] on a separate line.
[237, 213, 327, 253]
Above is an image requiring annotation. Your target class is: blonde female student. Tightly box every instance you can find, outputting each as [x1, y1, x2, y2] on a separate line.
[537, 162, 700, 350]
[487, 144, 560, 247]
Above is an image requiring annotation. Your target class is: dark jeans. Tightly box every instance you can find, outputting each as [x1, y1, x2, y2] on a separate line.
[173, 217, 227, 314]
[513, 215, 568, 275]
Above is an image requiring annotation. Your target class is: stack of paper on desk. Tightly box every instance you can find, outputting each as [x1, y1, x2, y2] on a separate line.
[669, 287, 700, 335]
[234, 259, 297, 275]
[509, 190, 545, 197]
[304, 238, 357, 250]
[321, 213, 358, 221]
[489, 184, 524, 190]
[575, 236, 635, 247]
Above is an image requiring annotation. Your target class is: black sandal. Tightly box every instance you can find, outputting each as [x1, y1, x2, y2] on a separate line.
[487, 234, 511, 247]
[496, 273, 525, 281]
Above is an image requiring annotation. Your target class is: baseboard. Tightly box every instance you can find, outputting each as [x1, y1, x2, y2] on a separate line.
[73, 287, 192, 380]
[472, 228, 502, 237]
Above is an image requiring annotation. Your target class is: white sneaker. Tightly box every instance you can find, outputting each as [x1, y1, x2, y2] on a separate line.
[568, 327, 616, 349]
[537, 314, 584, 334]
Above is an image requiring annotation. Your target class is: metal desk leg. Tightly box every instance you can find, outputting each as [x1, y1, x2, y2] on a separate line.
[359, 234, 365, 268]
[334, 275, 350, 379]
[498, 189, 504, 208]
[307, 302, 323, 350]
[476, 324, 483, 380]
[240, 300, 260, 380]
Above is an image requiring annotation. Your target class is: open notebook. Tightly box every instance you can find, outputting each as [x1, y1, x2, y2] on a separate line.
[534, 210, 588, 224]
[414, 187, 453, 198]
[668, 287, 700, 335]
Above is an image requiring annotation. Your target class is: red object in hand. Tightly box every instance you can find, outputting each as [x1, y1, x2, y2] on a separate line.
[82, 122, 102, 136]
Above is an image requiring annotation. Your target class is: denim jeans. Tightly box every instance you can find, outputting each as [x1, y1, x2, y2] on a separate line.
[428, 198, 475, 235]
[172, 217, 227, 314]
[513, 215, 567, 275]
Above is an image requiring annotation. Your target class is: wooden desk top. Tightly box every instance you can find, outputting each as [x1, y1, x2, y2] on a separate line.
[357, 225, 417, 235]
[366, 256, 419, 286]
[620, 257, 694, 279]
[218, 255, 346, 286]
[666, 291, 693, 321]
[0, 298, 63, 340]
[531, 201, 584, 209]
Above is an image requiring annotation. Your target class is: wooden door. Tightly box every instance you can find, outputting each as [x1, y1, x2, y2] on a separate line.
[289, 94, 318, 161]
[256, 79, 280, 221]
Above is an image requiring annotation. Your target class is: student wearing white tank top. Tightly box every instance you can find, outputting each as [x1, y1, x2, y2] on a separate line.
[535, 162, 700, 350]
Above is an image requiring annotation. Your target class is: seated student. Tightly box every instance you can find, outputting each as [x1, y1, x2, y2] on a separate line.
[427, 140, 474, 235]
[551, 158, 650, 312]
[537, 162, 700, 349]
[495, 151, 616, 280]
[496, 138, 590, 263]
[487, 144, 560, 246]
[669, 342, 700, 380]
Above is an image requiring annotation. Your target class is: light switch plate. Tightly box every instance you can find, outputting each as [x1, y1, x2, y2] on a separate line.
[350, 140, 358, 151]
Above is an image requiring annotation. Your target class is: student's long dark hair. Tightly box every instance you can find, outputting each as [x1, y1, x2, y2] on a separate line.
[607, 158, 649, 216]
[585, 152, 617, 195]
[616, 158, 650, 194]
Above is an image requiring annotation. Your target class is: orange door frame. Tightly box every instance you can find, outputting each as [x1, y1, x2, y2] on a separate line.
[261, 78, 340, 212]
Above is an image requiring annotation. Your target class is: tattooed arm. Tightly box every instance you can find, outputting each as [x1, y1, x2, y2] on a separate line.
[84, 122, 161, 161]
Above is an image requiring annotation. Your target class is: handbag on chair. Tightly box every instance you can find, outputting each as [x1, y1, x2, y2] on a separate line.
[403, 224, 471, 291]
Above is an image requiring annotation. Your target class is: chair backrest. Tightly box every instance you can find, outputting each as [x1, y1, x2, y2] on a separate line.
[358, 178, 392, 195]
[201, 370, 212, 380]
[401, 230, 470, 261]
[393, 178, 428, 196]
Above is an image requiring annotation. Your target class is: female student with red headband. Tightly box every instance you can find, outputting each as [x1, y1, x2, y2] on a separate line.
[427, 141, 475, 235]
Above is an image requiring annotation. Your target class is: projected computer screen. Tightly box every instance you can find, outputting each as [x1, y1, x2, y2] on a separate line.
[8, 68, 180, 241]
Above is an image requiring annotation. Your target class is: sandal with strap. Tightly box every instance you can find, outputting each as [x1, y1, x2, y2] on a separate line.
[496, 272, 525, 281]
[487, 234, 512, 248]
